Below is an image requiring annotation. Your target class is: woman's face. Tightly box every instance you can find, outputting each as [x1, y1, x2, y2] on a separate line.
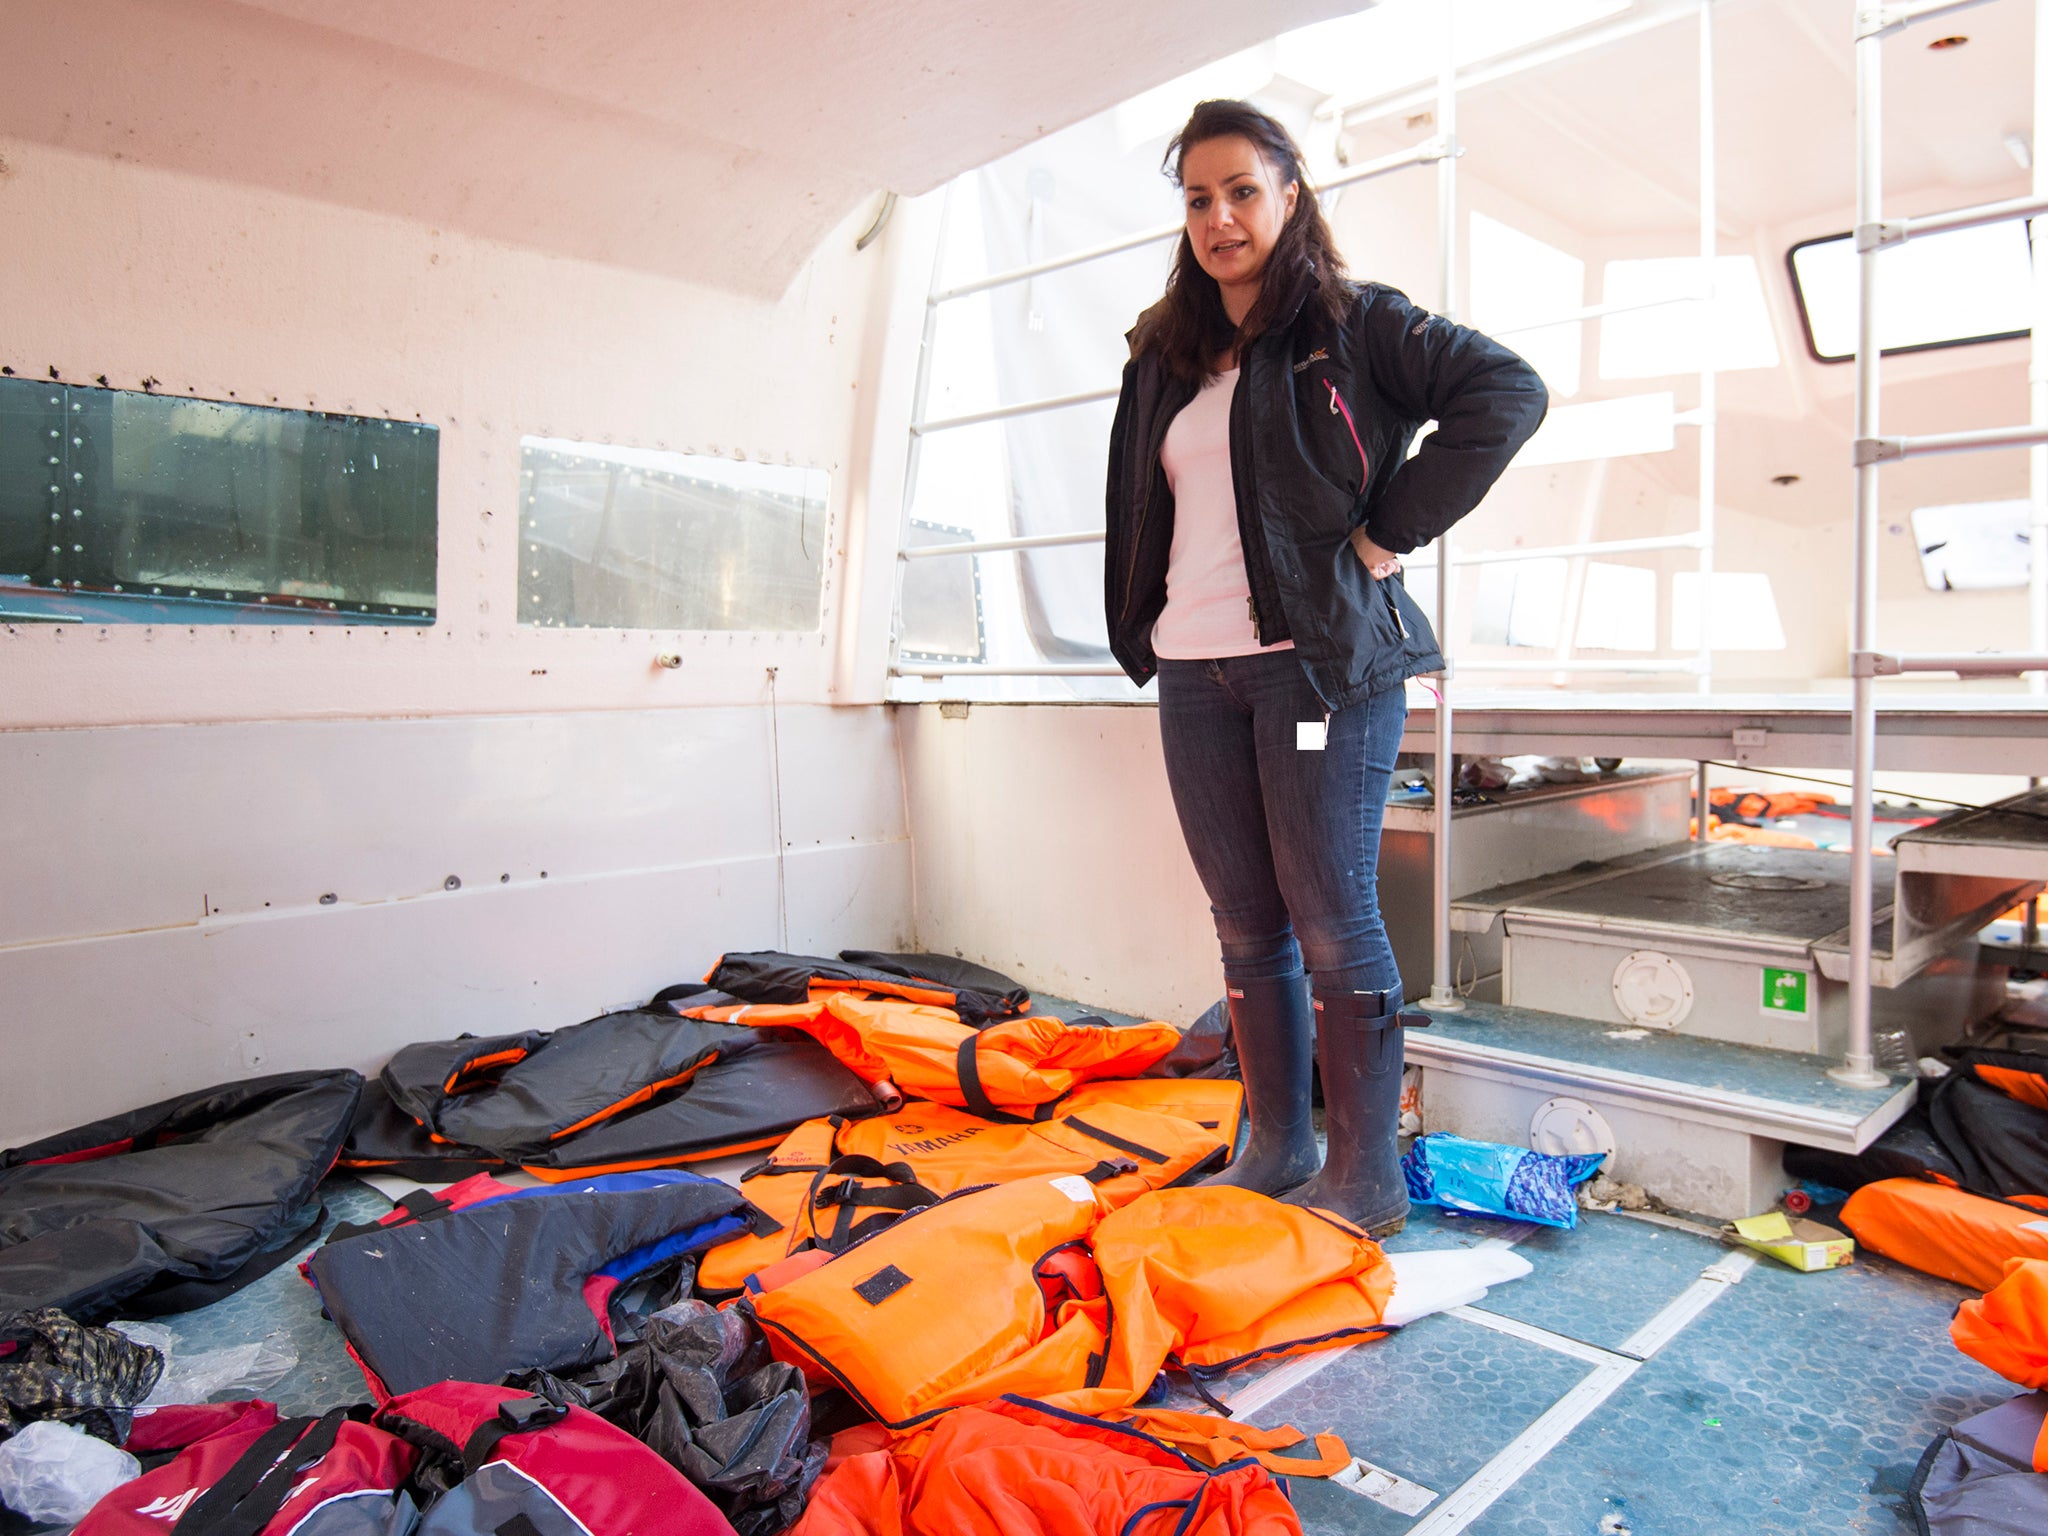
[1180, 134, 1299, 308]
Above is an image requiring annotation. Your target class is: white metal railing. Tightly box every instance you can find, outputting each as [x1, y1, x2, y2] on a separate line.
[882, 3, 1735, 1008]
[1835, 0, 2048, 1089]
[1428, 8, 1462, 1011]
[1485, 290, 1709, 339]
[889, 2, 1730, 691]
[912, 387, 1121, 437]
[901, 530, 1107, 559]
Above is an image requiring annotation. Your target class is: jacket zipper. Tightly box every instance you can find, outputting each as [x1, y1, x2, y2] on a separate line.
[1324, 379, 1369, 484]
[1325, 376, 1404, 637]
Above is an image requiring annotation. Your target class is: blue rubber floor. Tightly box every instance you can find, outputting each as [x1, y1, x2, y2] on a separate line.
[16, 1179, 2020, 1536]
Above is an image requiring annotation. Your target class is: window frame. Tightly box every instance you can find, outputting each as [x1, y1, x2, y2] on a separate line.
[1784, 229, 2032, 365]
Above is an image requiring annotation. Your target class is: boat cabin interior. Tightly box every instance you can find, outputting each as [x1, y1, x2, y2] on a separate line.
[6, 1, 2048, 1532]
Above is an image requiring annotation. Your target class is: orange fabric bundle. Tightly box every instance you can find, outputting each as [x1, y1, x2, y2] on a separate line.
[697, 1093, 1236, 1295]
[1951, 1259, 2048, 1473]
[1841, 1178, 2048, 1292]
[675, 993, 1182, 1115]
[790, 1397, 1306, 1536]
[1953, 1258, 2048, 1392]
[747, 1181, 1395, 1430]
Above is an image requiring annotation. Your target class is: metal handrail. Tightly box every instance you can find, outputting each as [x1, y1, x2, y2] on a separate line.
[1858, 0, 1998, 41]
[1863, 192, 2048, 249]
[912, 386, 1119, 436]
[1869, 650, 2048, 676]
[1485, 291, 1710, 340]
[1459, 657, 1705, 674]
[901, 530, 1105, 559]
[1320, 0, 1706, 125]
[1857, 424, 2048, 462]
[926, 140, 1446, 306]
[1403, 531, 1707, 568]
[904, 528, 1710, 568]
[893, 661, 1127, 677]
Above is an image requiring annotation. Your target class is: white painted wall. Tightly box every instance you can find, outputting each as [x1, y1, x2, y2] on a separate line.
[1, 706, 913, 1143]
[897, 703, 1222, 1025]
[0, 128, 921, 1139]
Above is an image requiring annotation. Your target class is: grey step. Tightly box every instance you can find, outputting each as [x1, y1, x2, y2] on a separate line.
[1406, 998, 1915, 1153]
[1893, 788, 2048, 881]
[1458, 838, 2025, 992]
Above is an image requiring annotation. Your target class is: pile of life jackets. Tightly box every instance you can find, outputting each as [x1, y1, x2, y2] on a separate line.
[71, 1382, 741, 1536]
[1790, 1049, 2048, 1292]
[11, 949, 1416, 1536]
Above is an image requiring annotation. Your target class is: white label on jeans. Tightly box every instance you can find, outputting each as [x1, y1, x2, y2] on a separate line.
[1297, 720, 1328, 751]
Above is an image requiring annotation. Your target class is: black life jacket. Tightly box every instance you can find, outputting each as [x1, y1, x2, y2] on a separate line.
[0, 1070, 362, 1321]
[307, 1175, 757, 1399]
[369, 1011, 879, 1180]
[695, 949, 1031, 1026]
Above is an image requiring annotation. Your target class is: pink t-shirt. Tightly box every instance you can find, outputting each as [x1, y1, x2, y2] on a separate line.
[1151, 367, 1294, 660]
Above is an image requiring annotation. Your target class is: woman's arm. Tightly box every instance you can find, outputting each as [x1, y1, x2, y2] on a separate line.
[1353, 287, 1549, 556]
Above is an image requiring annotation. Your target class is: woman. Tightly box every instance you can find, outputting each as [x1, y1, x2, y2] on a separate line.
[1103, 100, 1546, 1235]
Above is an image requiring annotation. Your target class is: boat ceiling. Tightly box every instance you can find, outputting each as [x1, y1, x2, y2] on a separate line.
[1, 0, 1365, 296]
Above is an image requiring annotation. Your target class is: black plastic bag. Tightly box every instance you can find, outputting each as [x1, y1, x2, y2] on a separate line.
[599, 1301, 825, 1536]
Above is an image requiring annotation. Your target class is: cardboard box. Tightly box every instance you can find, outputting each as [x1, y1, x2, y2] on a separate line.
[1726, 1211, 1855, 1272]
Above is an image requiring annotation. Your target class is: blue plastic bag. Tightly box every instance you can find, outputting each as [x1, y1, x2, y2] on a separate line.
[1401, 1132, 1607, 1229]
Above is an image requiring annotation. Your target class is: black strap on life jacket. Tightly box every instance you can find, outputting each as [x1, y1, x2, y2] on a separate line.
[1082, 1159, 1140, 1183]
[461, 1394, 569, 1476]
[171, 1408, 354, 1536]
[954, 1036, 1056, 1125]
[1061, 1115, 1167, 1165]
[804, 1156, 940, 1253]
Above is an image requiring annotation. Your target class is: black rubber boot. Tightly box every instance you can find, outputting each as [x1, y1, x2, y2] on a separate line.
[1283, 988, 1420, 1236]
[1199, 972, 1320, 1197]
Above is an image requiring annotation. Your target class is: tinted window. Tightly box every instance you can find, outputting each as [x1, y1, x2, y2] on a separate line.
[0, 379, 436, 623]
[518, 438, 828, 630]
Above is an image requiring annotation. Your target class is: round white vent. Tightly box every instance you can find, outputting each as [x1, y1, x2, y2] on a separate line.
[1529, 1096, 1616, 1160]
[1611, 950, 1694, 1029]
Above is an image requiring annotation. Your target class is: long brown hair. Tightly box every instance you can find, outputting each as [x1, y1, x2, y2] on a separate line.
[1133, 100, 1353, 383]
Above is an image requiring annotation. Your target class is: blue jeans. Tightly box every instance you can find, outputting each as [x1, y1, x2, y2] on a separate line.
[1157, 652, 1407, 997]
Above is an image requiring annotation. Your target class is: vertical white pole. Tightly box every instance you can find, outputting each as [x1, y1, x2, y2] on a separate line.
[2031, 0, 2048, 696]
[1696, 1, 1718, 694]
[1428, 0, 1464, 1013]
[1696, 760, 1712, 842]
[884, 189, 954, 683]
[2031, 0, 2047, 960]
[1835, 7, 1891, 1088]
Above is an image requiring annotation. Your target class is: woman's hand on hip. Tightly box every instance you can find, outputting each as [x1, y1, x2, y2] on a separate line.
[1350, 529, 1403, 581]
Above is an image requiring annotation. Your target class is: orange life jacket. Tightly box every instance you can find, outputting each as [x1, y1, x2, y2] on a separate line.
[1951, 1258, 2048, 1472]
[673, 992, 1184, 1119]
[1953, 1258, 2048, 1392]
[746, 1181, 1394, 1429]
[749, 1175, 1111, 1427]
[791, 1396, 1307, 1536]
[1841, 1177, 2048, 1292]
[698, 1094, 1235, 1294]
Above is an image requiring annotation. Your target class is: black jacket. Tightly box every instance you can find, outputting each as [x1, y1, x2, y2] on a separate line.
[1103, 272, 1548, 710]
